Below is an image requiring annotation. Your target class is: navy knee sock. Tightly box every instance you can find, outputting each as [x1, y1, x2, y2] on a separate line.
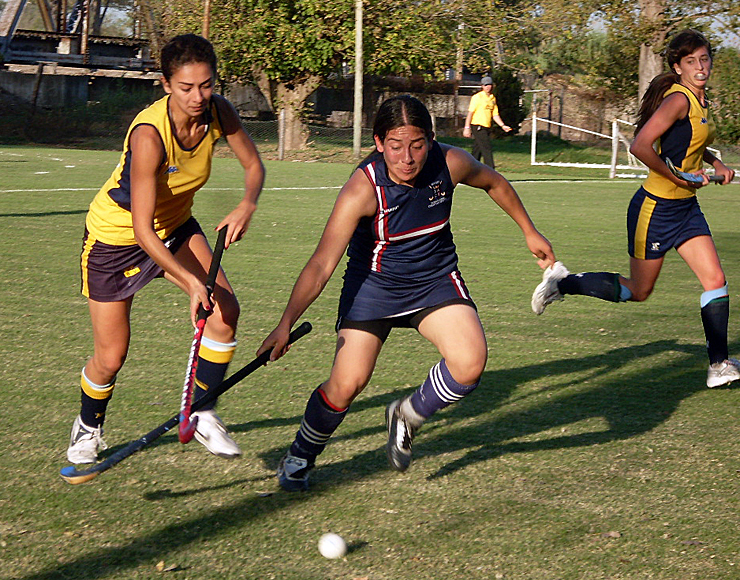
[289, 387, 349, 463]
[558, 272, 630, 302]
[701, 285, 730, 365]
[408, 359, 479, 420]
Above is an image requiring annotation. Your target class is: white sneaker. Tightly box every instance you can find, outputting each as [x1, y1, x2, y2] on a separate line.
[66, 415, 107, 464]
[531, 261, 570, 315]
[193, 409, 242, 458]
[707, 358, 740, 388]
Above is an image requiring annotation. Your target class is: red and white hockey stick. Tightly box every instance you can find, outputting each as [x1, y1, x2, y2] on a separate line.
[178, 228, 228, 443]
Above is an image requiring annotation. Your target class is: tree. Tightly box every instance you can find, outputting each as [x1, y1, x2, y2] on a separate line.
[183, 0, 456, 150]
[710, 47, 740, 144]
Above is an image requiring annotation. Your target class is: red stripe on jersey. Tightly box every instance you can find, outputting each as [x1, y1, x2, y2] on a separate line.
[449, 271, 469, 299]
[388, 218, 449, 241]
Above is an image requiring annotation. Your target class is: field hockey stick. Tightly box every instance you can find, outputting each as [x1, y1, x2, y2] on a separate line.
[666, 157, 724, 184]
[179, 228, 228, 444]
[60, 321, 313, 484]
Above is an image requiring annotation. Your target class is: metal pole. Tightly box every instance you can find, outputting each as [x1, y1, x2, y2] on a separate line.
[352, 0, 363, 159]
[278, 108, 285, 161]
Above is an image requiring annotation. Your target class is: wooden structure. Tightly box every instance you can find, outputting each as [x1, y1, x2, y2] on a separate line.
[0, 0, 155, 69]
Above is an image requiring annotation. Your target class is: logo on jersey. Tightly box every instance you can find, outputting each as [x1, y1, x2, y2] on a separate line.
[701, 118, 708, 125]
[166, 165, 179, 174]
[428, 180, 448, 208]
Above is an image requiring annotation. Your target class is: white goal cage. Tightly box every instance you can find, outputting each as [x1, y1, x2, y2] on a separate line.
[525, 90, 721, 179]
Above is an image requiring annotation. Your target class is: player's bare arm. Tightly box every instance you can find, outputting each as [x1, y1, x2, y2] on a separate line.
[443, 144, 555, 267]
[630, 94, 704, 186]
[214, 95, 265, 246]
[129, 124, 210, 320]
[703, 149, 735, 185]
[258, 170, 378, 360]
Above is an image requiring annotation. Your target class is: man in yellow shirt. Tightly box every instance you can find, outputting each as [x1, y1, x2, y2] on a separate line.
[463, 76, 512, 169]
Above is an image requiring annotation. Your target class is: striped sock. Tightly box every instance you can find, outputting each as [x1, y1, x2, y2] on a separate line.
[408, 359, 479, 420]
[194, 337, 237, 411]
[289, 387, 348, 462]
[79, 367, 115, 428]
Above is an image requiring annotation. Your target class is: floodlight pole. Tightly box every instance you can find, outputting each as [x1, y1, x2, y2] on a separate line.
[352, 0, 363, 160]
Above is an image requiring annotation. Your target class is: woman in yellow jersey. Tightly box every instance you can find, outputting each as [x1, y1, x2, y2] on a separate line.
[67, 34, 265, 464]
[531, 29, 738, 388]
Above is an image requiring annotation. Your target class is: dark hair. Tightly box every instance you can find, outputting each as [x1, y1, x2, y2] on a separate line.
[161, 34, 217, 81]
[373, 95, 433, 142]
[635, 29, 712, 134]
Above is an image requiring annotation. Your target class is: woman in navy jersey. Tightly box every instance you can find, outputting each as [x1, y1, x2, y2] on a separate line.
[531, 29, 738, 389]
[258, 95, 556, 491]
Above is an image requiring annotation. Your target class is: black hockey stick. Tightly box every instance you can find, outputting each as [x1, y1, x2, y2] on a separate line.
[60, 321, 312, 484]
[179, 227, 227, 443]
[666, 157, 724, 184]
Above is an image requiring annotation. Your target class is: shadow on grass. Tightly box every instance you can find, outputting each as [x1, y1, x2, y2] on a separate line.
[28, 337, 731, 580]
[0, 210, 88, 218]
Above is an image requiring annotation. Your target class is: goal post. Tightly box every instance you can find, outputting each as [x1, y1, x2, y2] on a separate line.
[528, 111, 721, 179]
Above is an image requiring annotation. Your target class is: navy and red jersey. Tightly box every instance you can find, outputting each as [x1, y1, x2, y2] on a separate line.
[338, 141, 472, 321]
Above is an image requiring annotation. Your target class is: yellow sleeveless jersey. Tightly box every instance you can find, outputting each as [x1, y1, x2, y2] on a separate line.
[85, 95, 224, 245]
[642, 83, 715, 200]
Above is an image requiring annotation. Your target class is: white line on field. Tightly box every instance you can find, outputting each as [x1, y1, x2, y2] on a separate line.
[0, 186, 345, 193]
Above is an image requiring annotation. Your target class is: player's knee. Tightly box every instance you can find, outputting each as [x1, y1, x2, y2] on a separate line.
[93, 351, 127, 379]
[323, 376, 369, 408]
[629, 287, 652, 302]
[445, 349, 487, 385]
[219, 293, 240, 329]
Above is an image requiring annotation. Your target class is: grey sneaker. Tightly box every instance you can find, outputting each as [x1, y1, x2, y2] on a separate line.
[277, 453, 313, 491]
[531, 261, 569, 315]
[707, 358, 740, 388]
[66, 415, 107, 464]
[385, 399, 416, 472]
[193, 409, 242, 458]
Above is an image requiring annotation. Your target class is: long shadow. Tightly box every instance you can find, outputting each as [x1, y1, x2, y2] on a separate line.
[0, 209, 88, 218]
[28, 338, 725, 580]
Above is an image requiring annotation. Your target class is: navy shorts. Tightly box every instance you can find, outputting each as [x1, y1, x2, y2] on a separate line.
[80, 217, 203, 302]
[336, 298, 477, 343]
[627, 187, 711, 260]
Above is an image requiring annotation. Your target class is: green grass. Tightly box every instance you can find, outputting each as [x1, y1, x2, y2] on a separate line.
[1, 144, 740, 579]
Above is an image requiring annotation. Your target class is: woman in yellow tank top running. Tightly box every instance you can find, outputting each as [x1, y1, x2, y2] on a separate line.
[531, 29, 739, 389]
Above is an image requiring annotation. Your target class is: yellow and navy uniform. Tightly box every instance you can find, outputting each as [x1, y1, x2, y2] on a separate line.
[628, 84, 714, 260]
[81, 95, 224, 301]
[86, 94, 224, 246]
[643, 83, 715, 200]
[468, 91, 499, 128]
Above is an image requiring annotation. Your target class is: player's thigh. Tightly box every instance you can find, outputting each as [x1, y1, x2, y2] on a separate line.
[416, 304, 487, 383]
[676, 235, 726, 290]
[87, 297, 133, 376]
[323, 328, 384, 407]
[171, 232, 240, 334]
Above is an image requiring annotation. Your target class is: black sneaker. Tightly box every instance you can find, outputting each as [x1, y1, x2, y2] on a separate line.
[385, 399, 416, 472]
[277, 453, 314, 491]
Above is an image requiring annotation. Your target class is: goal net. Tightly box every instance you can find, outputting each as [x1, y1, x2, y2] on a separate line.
[529, 114, 721, 179]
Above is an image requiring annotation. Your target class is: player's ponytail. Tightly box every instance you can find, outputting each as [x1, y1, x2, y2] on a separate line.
[635, 72, 680, 135]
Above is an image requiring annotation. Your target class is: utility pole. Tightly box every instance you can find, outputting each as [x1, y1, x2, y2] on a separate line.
[203, 0, 211, 39]
[352, 0, 363, 159]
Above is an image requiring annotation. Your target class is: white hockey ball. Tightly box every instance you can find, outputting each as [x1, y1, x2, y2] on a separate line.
[318, 532, 347, 559]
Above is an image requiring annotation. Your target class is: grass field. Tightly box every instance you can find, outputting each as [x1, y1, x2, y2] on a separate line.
[1, 144, 739, 580]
